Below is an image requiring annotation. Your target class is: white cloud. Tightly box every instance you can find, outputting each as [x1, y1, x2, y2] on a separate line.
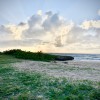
[0, 11, 100, 53]
[0, 25, 13, 41]
[65, 25, 100, 53]
[6, 24, 28, 40]
[22, 11, 72, 47]
[42, 12, 63, 31]
[81, 20, 100, 29]
[0, 39, 42, 47]
[67, 25, 100, 43]
[37, 10, 43, 15]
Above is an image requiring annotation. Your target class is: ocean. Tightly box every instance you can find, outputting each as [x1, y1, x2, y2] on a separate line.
[52, 53, 100, 61]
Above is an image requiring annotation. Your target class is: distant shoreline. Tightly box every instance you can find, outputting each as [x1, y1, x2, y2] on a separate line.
[51, 53, 100, 61]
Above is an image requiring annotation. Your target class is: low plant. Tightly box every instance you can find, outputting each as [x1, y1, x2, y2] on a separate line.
[0, 65, 100, 100]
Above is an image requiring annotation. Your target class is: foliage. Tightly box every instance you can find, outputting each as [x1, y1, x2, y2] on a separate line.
[3, 49, 57, 61]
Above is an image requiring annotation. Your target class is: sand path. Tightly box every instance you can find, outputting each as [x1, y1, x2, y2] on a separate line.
[12, 60, 100, 81]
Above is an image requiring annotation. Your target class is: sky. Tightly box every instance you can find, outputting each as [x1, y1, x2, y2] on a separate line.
[0, 0, 100, 53]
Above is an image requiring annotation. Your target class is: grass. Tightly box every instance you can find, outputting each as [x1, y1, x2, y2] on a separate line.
[0, 54, 21, 64]
[0, 54, 100, 100]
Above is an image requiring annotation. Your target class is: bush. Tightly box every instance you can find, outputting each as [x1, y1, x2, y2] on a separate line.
[3, 49, 57, 61]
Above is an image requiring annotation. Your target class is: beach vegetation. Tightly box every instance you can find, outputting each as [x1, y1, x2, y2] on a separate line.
[3, 49, 57, 62]
[0, 55, 100, 100]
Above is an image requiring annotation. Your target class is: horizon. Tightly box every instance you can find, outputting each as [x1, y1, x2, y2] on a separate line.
[0, 0, 100, 54]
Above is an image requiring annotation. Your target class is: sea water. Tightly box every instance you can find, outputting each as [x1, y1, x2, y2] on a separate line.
[52, 53, 100, 61]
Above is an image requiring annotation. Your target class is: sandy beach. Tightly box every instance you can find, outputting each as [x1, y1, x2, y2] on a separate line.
[12, 60, 100, 82]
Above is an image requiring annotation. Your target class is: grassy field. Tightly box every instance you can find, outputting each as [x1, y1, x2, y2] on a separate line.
[0, 54, 100, 100]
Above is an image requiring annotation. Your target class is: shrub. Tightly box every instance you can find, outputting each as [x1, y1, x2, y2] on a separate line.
[3, 49, 57, 61]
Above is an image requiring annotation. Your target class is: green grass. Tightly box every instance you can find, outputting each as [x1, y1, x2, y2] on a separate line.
[0, 55, 100, 100]
[0, 54, 21, 64]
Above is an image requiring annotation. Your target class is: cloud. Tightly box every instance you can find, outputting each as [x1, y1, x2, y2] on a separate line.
[65, 25, 100, 53]
[22, 14, 44, 39]
[0, 25, 13, 41]
[18, 22, 26, 26]
[0, 39, 42, 48]
[0, 10, 100, 53]
[22, 11, 72, 47]
[98, 9, 100, 16]
[6, 23, 28, 40]
[28, 14, 42, 28]
[81, 20, 100, 29]
[0, 25, 11, 34]
[42, 12, 64, 31]
[55, 36, 63, 47]
[46, 11, 52, 16]
[37, 10, 43, 15]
